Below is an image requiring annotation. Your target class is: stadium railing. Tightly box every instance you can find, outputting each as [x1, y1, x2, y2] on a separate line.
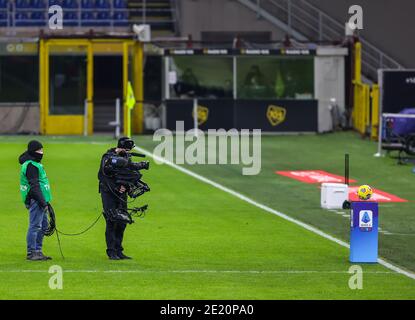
[238, 0, 403, 81]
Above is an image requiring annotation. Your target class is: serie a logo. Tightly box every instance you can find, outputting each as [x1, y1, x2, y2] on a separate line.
[266, 105, 286, 126]
[359, 210, 373, 232]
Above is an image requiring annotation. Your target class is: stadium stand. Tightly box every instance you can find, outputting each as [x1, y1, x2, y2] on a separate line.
[0, 0, 176, 34]
[0, 0, 8, 27]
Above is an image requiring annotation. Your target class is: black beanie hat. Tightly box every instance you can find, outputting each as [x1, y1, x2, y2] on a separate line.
[117, 137, 135, 150]
[28, 140, 43, 153]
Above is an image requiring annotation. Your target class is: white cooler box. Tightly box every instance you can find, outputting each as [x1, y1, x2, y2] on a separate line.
[321, 183, 349, 209]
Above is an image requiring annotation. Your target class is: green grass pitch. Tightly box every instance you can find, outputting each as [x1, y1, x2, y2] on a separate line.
[0, 133, 414, 299]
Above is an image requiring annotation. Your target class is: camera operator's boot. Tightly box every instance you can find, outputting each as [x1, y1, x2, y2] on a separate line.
[117, 252, 132, 260]
[108, 253, 121, 260]
[107, 248, 120, 260]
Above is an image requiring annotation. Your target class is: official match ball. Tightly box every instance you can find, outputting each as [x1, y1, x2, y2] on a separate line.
[357, 185, 373, 201]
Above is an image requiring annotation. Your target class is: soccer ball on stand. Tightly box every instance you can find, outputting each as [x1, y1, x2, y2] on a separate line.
[357, 185, 373, 201]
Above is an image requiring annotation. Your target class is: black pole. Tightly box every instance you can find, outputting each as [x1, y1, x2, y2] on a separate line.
[345, 153, 350, 185]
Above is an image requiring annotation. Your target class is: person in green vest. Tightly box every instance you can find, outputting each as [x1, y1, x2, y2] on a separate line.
[19, 140, 52, 261]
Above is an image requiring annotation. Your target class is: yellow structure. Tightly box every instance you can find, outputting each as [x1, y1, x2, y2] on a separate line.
[352, 41, 380, 139]
[352, 80, 370, 135]
[39, 37, 143, 135]
[370, 84, 380, 140]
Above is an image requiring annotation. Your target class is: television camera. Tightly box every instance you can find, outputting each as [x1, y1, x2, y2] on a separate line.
[106, 151, 151, 224]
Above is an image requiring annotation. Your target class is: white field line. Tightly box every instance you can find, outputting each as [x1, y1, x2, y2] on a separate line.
[134, 146, 415, 281]
[0, 269, 396, 275]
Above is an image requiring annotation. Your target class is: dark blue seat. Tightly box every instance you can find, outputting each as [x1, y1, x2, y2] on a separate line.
[81, 11, 94, 19]
[31, 0, 45, 8]
[15, 12, 29, 26]
[30, 11, 45, 26]
[64, 11, 77, 19]
[0, 0, 8, 9]
[97, 11, 109, 18]
[31, 12, 44, 20]
[62, 0, 77, 8]
[16, 0, 30, 8]
[96, 11, 110, 26]
[81, 11, 96, 26]
[63, 11, 78, 26]
[0, 11, 7, 26]
[81, 0, 93, 8]
[95, 0, 109, 9]
[114, 11, 128, 19]
[113, 11, 128, 26]
[114, 0, 126, 8]
[48, 0, 61, 6]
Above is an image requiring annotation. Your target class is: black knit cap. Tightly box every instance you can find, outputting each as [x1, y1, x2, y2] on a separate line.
[28, 140, 43, 153]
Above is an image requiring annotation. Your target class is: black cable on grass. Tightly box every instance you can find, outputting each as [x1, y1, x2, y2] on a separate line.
[56, 213, 103, 237]
[43, 203, 56, 237]
[44, 203, 147, 259]
[55, 229, 65, 260]
[44, 204, 103, 260]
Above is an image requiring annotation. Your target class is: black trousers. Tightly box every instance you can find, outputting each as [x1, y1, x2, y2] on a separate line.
[100, 189, 128, 257]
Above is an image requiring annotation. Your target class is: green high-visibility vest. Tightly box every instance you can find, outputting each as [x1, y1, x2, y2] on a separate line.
[20, 160, 52, 204]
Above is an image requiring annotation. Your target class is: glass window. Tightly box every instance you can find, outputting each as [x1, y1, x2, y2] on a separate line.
[0, 56, 38, 103]
[169, 56, 233, 99]
[49, 54, 86, 115]
[237, 57, 314, 99]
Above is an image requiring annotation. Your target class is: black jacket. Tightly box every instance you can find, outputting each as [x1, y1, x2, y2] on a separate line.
[18, 151, 47, 208]
[98, 148, 129, 193]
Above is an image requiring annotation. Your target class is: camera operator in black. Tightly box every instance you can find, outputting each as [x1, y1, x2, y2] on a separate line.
[98, 137, 136, 260]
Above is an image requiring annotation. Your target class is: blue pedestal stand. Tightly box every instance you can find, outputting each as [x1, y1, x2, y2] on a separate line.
[350, 201, 379, 263]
